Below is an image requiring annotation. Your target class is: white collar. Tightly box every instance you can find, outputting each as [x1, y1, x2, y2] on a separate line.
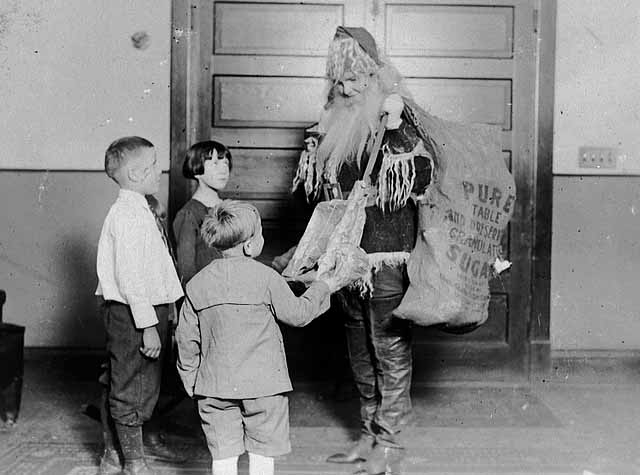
[118, 189, 150, 210]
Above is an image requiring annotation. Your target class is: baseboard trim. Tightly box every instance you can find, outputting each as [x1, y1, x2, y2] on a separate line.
[24, 346, 104, 360]
[530, 340, 551, 381]
[552, 348, 640, 359]
[549, 348, 640, 384]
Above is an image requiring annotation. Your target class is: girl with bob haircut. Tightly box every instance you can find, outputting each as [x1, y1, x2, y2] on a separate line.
[172, 140, 233, 284]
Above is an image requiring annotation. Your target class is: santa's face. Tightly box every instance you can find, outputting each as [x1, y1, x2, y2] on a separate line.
[336, 71, 370, 97]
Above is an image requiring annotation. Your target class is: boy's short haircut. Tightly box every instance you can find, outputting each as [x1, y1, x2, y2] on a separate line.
[183, 140, 233, 179]
[201, 200, 260, 251]
[105, 136, 154, 181]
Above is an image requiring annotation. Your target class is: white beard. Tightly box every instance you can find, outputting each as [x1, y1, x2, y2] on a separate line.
[315, 78, 386, 182]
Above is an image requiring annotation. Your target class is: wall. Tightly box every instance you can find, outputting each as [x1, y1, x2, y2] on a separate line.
[0, 0, 171, 346]
[0, 172, 168, 347]
[551, 0, 640, 349]
[0, 0, 171, 170]
[2, 0, 639, 351]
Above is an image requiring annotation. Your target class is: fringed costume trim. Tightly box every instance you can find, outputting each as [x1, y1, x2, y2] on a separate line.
[349, 251, 411, 297]
[291, 137, 322, 201]
[291, 150, 318, 201]
[375, 141, 433, 212]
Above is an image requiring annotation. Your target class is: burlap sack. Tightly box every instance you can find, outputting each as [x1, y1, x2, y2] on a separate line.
[282, 199, 352, 279]
[283, 175, 369, 284]
[393, 113, 516, 329]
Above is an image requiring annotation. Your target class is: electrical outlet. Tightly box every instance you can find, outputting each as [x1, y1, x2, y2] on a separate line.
[578, 146, 617, 169]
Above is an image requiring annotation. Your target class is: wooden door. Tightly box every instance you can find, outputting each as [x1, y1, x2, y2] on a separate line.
[170, 0, 547, 382]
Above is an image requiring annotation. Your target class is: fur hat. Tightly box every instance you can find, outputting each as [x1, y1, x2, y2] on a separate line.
[334, 26, 380, 64]
[326, 26, 380, 81]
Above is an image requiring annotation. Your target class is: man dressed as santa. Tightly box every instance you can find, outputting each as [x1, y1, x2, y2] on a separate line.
[291, 26, 439, 475]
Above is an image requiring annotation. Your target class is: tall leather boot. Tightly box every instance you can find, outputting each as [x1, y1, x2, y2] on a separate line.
[344, 321, 378, 425]
[368, 296, 413, 445]
[326, 433, 375, 464]
[115, 423, 156, 475]
[98, 388, 122, 475]
[327, 298, 377, 464]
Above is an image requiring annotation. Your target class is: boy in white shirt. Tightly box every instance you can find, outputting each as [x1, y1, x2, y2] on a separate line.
[95, 136, 183, 475]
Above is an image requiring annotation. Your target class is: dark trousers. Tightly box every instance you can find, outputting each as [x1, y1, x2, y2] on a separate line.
[337, 265, 413, 449]
[103, 301, 169, 427]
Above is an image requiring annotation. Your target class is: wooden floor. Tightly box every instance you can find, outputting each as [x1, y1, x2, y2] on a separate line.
[1, 353, 640, 474]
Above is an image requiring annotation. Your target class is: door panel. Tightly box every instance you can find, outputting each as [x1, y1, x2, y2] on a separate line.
[405, 78, 512, 128]
[420, 294, 509, 342]
[186, 0, 537, 381]
[224, 149, 300, 195]
[214, 2, 344, 56]
[214, 76, 326, 127]
[384, 4, 514, 58]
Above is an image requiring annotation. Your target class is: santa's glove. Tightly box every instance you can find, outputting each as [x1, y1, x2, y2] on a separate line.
[382, 94, 404, 130]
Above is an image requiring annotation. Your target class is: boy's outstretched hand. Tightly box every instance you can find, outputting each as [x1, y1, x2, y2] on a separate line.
[271, 245, 297, 273]
[317, 244, 370, 292]
[141, 326, 162, 359]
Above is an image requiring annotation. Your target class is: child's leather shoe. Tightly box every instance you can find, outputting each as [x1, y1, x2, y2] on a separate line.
[144, 432, 188, 464]
[122, 459, 156, 475]
[327, 434, 375, 463]
[97, 448, 122, 475]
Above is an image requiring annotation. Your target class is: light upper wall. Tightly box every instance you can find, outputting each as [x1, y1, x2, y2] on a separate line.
[0, 0, 171, 170]
[553, 0, 640, 175]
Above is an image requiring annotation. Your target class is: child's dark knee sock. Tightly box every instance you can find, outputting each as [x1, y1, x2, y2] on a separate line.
[100, 388, 118, 453]
[114, 423, 145, 462]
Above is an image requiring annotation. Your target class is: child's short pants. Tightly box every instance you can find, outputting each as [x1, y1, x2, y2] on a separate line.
[197, 394, 291, 460]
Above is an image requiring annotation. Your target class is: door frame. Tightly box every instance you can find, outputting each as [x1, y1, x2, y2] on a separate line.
[168, 0, 557, 380]
[530, 0, 556, 379]
[169, 0, 214, 219]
